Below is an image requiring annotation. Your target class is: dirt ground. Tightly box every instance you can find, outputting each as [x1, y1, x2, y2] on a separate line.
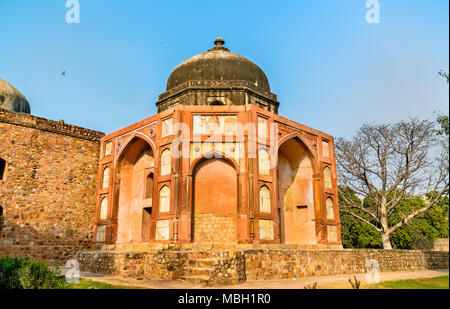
[74, 268, 449, 289]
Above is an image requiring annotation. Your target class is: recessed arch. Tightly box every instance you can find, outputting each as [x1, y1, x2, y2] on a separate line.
[145, 172, 154, 199]
[160, 148, 172, 176]
[189, 151, 239, 176]
[277, 136, 318, 245]
[258, 148, 270, 176]
[326, 197, 335, 220]
[324, 166, 332, 189]
[277, 132, 319, 173]
[102, 166, 111, 189]
[159, 185, 170, 213]
[259, 185, 271, 213]
[100, 197, 108, 220]
[114, 136, 155, 244]
[114, 131, 156, 166]
[192, 157, 238, 243]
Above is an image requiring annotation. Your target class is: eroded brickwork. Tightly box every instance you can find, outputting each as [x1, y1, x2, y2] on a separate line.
[193, 214, 237, 243]
[0, 109, 104, 261]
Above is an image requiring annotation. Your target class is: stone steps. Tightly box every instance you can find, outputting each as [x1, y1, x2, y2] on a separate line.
[186, 267, 215, 277]
[180, 256, 243, 286]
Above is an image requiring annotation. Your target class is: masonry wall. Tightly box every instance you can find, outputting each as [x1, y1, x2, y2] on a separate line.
[0, 109, 104, 262]
[78, 247, 449, 286]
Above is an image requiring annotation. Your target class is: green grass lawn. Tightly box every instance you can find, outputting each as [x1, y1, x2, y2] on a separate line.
[319, 275, 449, 289]
[66, 278, 147, 289]
[65, 276, 449, 289]
[372, 275, 449, 289]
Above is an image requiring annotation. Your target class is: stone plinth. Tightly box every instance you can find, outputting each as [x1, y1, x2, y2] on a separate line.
[77, 244, 449, 287]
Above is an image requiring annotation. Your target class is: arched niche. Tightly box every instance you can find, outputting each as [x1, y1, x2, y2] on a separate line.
[102, 167, 111, 189]
[259, 185, 271, 213]
[326, 197, 335, 220]
[192, 157, 238, 243]
[115, 137, 154, 244]
[100, 197, 108, 220]
[324, 166, 332, 189]
[277, 137, 317, 244]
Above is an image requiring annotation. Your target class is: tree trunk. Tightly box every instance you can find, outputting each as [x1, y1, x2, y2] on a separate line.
[381, 232, 392, 249]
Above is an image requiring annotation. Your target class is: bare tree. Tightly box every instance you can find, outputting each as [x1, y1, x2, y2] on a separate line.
[336, 118, 449, 249]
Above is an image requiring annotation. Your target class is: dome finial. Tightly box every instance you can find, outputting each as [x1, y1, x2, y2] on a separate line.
[214, 36, 225, 47]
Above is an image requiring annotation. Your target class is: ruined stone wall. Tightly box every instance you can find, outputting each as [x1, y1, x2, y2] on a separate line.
[78, 247, 449, 286]
[78, 249, 246, 286]
[0, 109, 104, 262]
[243, 249, 449, 281]
[434, 238, 449, 252]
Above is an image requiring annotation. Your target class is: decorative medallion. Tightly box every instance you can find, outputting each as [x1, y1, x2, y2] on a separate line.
[149, 125, 156, 138]
[116, 137, 123, 151]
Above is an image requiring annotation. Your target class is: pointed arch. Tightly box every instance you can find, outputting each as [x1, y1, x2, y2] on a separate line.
[159, 185, 170, 213]
[259, 185, 271, 213]
[191, 157, 238, 243]
[277, 134, 320, 245]
[324, 166, 332, 189]
[326, 197, 335, 220]
[277, 132, 319, 174]
[114, 136, 155, 244]
[102, 166, 111, 189]
[114, 132, 156, 166]
[160, 148, 172, 176]
[189, 151, 239, 176]
[100, 197, 108, 220]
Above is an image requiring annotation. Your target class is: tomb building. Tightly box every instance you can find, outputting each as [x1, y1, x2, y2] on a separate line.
[94, 37, 341, 246]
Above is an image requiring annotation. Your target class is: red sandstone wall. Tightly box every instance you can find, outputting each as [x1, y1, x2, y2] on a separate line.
[193, 158, 238, 243]
[96, 104, 340, 246]
[0, 110, 103, 261]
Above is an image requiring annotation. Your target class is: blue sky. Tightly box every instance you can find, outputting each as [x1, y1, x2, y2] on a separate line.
[0, 0, 448, 138]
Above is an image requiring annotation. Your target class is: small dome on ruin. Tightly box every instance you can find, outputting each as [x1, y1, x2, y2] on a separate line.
[0, 78, 31, 114]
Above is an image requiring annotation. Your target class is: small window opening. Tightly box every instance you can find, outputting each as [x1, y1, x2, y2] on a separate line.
[0, 159, 6, 180]
[145, 173, 154, 199]
[210, 100, 225, 106]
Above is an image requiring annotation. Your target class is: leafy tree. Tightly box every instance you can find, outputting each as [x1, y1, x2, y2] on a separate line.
[339, 189, 449, 249]
[438, 70, 449, 83]
[336, 118, 449, 249]
[436, 70, 449, 139]
[339, 186, 382, 248]
[436, 114, 449, 137]
[389, 196, 449, 249]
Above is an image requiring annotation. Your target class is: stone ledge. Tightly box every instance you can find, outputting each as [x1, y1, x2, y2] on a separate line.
[0, 108, 104, 142]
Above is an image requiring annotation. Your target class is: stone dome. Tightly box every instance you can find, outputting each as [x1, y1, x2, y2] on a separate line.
[166, 37, 270, 93]
[0, 78, 30, 114]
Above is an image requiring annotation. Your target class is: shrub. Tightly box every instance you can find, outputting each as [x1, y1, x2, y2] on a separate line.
[410, 237, 434, 250]
[348, 276, 361, 289]
[0, 257, 67, 289]
[0, 257, 26, 289]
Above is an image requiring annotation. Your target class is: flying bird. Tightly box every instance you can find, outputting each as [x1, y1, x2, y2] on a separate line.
[61, 71, 66, 76]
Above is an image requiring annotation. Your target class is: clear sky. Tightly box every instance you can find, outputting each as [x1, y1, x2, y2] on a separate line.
[0, 0, 448, 138]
